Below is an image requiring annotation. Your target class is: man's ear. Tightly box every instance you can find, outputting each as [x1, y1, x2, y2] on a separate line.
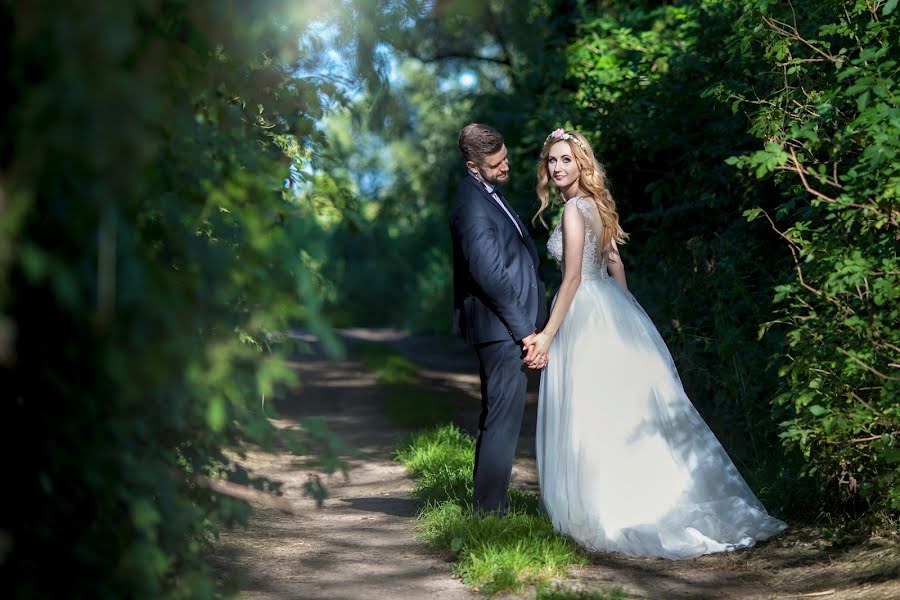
[465, 160, 480, 176]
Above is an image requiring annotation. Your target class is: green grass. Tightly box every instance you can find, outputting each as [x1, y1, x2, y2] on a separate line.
[356, 341, 457, 429]
[396, 425, 588, 595]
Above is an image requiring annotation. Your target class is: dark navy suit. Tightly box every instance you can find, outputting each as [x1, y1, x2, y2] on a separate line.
[450, 174, 548, 514]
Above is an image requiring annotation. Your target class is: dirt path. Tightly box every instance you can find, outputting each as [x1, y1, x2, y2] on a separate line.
[210, 331, 476, 600]
[213, 329, 899, 599]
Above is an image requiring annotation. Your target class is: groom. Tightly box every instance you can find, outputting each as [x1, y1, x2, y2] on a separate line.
[450, 123, 548, 515]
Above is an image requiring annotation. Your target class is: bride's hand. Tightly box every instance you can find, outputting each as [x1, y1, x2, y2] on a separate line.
[522, 332, 537, 365]
[524, 332, 552, 369]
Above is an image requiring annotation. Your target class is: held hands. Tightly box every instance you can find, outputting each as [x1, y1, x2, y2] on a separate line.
[522, 331, 552, 370]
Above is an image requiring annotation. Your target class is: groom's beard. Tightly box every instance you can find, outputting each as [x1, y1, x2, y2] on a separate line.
[473, 169, 509, 187]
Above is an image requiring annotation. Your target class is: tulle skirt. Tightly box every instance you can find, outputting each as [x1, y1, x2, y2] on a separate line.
[536, 275, 787, 559]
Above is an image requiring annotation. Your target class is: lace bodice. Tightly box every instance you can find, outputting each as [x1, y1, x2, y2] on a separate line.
[547, 196, 609, 280]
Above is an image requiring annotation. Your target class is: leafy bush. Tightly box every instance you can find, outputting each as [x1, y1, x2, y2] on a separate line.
[724, 0, 900, 518]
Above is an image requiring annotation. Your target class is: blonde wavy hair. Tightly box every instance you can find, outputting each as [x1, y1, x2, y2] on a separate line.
[532, 130, 628, 255]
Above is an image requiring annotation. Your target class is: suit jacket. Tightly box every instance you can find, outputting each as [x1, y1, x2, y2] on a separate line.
[450, 174, 548, 344]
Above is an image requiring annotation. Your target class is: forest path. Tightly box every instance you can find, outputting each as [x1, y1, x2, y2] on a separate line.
[209, 330, 476, 600]
[213, 329, 899, 599]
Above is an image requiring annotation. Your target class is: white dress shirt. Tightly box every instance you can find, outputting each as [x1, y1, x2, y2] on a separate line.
[478, 177, 524, 238]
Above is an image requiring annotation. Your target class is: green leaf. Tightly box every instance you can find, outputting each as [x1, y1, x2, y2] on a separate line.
[743, 207, 763, 221]
[857, 90, 870, 112]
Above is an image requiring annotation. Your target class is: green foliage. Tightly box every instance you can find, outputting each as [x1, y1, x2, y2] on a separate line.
[384, 387, 459, 430]
[417, 502, 583, 595]
[396, 425, 585, 595]
[396, 424, 476, 502]
[1, 1, 352, 596]
[307, 0, 574, 331]
[724, 0, 900, 517]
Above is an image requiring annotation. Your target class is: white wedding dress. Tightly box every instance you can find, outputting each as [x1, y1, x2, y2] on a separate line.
[536, 196, 786, 559]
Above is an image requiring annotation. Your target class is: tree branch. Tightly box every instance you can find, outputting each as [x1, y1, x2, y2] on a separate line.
[786, 148, 898, 227]
[760, 15, 839, 63]
[758, 208, 855, 316]
[838, 347, 900, 381]
[407, 49, 512, 66]
[847, 432, 898, 444]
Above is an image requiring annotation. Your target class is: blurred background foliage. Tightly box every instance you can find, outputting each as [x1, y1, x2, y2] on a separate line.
[1, 0, 897, 596]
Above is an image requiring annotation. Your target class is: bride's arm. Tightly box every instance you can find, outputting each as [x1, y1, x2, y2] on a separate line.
[607, 239, 628, 289]
[524, 202, 585, 366]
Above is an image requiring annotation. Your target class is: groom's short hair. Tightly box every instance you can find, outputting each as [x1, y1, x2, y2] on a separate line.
[458, 123, 504, 167]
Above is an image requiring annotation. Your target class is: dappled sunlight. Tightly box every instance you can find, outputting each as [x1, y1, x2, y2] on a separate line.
[214, 502, 474, 599]
[208, 338, 476, 598]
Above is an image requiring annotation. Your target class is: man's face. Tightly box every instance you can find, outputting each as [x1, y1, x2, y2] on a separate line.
[468, 144, 510, 186]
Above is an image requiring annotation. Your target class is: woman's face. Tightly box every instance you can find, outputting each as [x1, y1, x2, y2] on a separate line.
[547, 141, 580, 190]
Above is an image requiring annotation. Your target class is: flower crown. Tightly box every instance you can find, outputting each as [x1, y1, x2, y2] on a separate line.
[545, 128, 587, 154]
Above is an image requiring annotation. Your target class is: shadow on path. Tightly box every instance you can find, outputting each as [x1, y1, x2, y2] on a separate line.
[208, 333, 475, 600]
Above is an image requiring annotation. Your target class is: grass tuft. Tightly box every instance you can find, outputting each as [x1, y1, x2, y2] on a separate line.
[397, 424, 587, 595]
[396, 425, 474, 477]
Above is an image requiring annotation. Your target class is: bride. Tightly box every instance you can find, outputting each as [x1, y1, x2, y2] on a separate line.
[523, 128, 787, 559]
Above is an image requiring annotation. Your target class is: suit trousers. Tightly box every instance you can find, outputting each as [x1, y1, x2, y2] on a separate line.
[472, 338, 528, 515]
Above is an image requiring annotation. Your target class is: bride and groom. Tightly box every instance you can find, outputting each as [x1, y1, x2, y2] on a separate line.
[449, 123, 786, 560]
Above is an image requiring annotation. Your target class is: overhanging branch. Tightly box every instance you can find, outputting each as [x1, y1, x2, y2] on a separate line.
[408, 49, 511, 66]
